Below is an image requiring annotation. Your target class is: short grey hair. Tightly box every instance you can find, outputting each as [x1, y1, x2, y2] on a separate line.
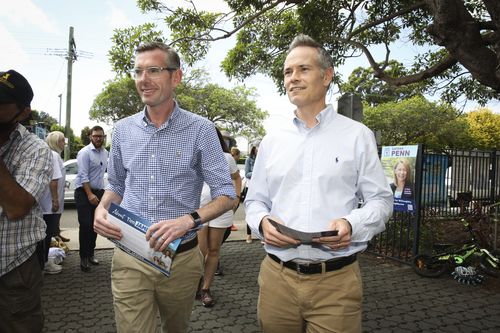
[287, 34, 333, 72]
[135, 41, 181, 69]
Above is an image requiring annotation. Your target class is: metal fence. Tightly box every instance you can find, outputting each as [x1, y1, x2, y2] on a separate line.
[368, 149, 500, 262]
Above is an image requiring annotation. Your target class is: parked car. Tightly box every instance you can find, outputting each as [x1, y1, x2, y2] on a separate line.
[63, 159, 108, 204]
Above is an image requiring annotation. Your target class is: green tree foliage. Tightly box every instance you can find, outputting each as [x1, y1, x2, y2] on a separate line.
[89, 76, 143, 123]
[340, 61, 427, 106]
[363, 96, 471, 149]
[135, 0, 500, 104]
[80, 126, 91, 146]
[464, 108, 500, 149]
[30, 110, 58, 127]
[108, 23, 165, 76]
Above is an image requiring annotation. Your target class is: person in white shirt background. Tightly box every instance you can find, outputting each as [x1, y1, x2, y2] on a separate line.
[40, 131, 66, 275]
[245, 34, 393, 333]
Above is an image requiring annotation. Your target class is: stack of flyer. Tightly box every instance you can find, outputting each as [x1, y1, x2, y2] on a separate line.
[107, 203, 182, 277]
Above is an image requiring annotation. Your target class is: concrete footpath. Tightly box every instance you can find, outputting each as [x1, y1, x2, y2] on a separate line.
[41, 237, 500, 332]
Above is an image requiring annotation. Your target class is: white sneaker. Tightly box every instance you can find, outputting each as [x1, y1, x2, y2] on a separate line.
[44, 258, 62, 275]
[246, 235, 252, 244]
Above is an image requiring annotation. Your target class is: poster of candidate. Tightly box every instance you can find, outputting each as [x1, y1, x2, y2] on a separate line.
[381, 145, 419, 212]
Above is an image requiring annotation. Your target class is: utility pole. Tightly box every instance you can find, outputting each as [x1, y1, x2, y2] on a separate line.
[44, 28, 92, 160]
[64, 26, 76, 161]
[58, 93, 62, 126]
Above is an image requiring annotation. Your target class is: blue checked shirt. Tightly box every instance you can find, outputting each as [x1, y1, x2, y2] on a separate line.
[74, 142, 108, 190]
[0, 124, 52, 276]
[107, 103, 236, 240]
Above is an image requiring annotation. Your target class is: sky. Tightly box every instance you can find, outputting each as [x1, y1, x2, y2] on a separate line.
[0, 0, 294, 150]
[2, 0, 497, 151]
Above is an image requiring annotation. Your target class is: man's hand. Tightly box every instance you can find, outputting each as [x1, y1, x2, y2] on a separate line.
[88, 193, 100, 206]
[261, 217, 301, 248]
[312, 218, 352, 250]
[145, 215, 194, 252]
[51, 199, 59, 213]
[93, 205, 122, 240]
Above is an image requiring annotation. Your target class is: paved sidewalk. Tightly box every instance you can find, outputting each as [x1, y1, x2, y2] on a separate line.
[41, 240, 500, 333]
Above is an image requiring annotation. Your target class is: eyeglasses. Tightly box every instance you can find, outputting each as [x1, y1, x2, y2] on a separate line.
[130, 66, 178, 79]
[91, 135, 106, 139]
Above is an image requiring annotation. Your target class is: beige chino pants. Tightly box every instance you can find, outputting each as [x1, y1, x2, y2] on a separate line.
[111, 247, 203, 333]
[258, 255, 363, 333]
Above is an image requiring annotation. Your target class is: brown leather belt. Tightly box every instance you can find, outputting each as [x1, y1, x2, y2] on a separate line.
[176, 237, 198, 254]
[268, 253, 356, 275]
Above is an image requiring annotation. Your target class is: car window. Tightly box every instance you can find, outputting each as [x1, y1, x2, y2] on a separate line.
[65, 163, 78, 175]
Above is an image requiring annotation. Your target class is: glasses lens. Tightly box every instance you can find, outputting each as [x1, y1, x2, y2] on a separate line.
[147, 67, 162, 77]
[131, 68, 142, 79]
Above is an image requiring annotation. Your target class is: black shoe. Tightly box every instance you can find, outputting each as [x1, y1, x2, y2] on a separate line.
[89, 256, 99, 265]
[80, 258, 91, 272]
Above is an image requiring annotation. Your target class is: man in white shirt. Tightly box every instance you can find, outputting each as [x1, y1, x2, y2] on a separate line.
[245, 34, 393, 333]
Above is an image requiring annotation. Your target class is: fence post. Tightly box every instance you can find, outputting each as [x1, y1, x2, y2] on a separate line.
[412, 144, 425, 256]
[490, 150, 497, 204]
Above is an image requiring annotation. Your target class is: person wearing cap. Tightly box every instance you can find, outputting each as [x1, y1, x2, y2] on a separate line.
[93, 42, 235, 333]
[0, 69, 53, 332]
[245, 35, 393, 333]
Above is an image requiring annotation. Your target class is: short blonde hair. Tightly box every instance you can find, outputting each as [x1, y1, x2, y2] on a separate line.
[46, 131, 65, 153]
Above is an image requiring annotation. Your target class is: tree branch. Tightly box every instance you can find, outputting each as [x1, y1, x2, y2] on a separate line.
[348, 1, 427, 39]
[338, 37, 458, 85]
[171, 0, 292, 45]
[425, 0, 500, 92]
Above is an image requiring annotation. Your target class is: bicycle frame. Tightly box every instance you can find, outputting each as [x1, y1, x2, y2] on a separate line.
[435, 244, 478, 266]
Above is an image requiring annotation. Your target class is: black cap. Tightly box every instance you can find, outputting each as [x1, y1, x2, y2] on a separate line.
[0, 70, 34, 107]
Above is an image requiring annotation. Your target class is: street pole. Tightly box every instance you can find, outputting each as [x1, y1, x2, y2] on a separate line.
[64, 26, 75, 161]
[58, 93, 62, 126]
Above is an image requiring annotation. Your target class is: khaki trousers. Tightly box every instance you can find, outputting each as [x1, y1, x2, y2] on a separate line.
[111, 247, 204, 333]
[257, 255, 363, 333]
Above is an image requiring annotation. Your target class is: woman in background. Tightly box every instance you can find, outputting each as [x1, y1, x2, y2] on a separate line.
[40, 131, 66, 274]
[197, 128, 241, 307]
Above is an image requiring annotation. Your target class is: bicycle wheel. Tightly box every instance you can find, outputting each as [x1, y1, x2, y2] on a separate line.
[479, 253, 500, 277]
[412, 254, 449, 278]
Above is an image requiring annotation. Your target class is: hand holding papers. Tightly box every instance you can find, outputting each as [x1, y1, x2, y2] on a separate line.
[267, 218, 338, 244]
[107, 203, 182, 277]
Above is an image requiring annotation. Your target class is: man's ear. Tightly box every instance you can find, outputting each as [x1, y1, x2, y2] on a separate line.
[323, 67, 334, 88]
[172, 69, 183, 88]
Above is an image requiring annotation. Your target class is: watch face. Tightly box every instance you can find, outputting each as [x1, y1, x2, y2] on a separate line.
[190, 211, 201, 221]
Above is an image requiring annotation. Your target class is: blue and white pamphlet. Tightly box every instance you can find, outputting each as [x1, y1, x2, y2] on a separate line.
[107, 203, 182, 277]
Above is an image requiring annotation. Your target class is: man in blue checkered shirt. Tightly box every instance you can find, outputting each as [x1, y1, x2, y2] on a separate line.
[93, 42, 236, 333]
[1, 69, 53, 332]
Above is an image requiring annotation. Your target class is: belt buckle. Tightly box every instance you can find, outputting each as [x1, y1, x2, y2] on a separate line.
[296, 262, 309, 274]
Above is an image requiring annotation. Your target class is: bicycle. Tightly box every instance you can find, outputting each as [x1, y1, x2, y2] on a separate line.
[412, 217, 500, 278]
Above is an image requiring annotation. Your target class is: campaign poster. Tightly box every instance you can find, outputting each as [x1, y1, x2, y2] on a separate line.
[381, 145, 419, 212]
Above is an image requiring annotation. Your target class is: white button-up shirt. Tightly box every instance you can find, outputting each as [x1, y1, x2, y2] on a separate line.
[245, 104, 393, 262]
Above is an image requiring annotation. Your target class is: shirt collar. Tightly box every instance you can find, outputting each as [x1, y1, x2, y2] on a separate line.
[139, 100, 180, 129]
[1, 124, 27, 156]
[292, 104, 336, 131]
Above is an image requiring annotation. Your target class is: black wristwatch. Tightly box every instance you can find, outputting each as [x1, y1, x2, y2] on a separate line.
[189, 211, 202, 229]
